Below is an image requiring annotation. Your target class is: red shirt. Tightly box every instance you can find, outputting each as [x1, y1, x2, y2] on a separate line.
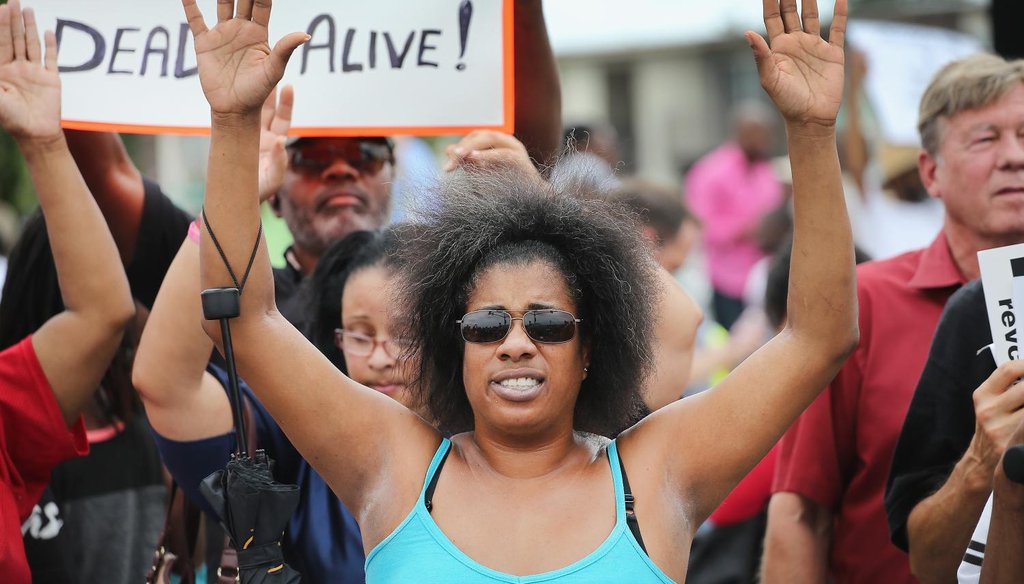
[772, 234, 966, 584]
[710, 445, 778, 527]
[0, 337, 87, 584]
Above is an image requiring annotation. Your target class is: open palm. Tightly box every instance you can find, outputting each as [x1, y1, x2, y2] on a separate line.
[183, 0, 307, 116]
[0, 3, 62, 142]
[0, 59, 61, 140]
[750, 0, 847, 127]
[258, 85, 293, 201]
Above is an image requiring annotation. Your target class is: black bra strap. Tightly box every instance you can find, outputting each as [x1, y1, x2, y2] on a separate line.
[424, 445, 452, 512]
[617, 449, 648, 555]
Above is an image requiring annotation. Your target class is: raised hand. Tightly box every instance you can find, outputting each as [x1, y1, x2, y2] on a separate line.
[0, 1, 61, 144]
[258, 84, 293, 201]
[182, 0, 307, 116]
[443, 131, 533, 173]
[970, 361, 1024, 475]
[748, 0, 847, 128]
[443, 130, 547, 189]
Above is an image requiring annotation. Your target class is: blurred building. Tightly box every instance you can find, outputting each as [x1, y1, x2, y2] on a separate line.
[57, 1, 992, 221]
[548, 0, 990, 184]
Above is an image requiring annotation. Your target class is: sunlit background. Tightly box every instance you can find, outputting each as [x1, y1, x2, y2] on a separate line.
[0, 0, 1000, 264]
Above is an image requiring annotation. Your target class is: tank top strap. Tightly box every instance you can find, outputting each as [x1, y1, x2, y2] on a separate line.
[606, 440, 627, 518]
[421, 438, 452, 512]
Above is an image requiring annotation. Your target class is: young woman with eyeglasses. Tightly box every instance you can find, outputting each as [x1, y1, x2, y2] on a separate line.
[135, 224, 423, 582]
[303, 227, 423, 415]
[188, 0, 854, 580]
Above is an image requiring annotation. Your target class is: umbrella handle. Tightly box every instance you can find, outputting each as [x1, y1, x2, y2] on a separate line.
[202, 287, 249, 457]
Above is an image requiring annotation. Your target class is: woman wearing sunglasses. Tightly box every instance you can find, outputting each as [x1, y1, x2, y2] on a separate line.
[188, 0, 854, 580]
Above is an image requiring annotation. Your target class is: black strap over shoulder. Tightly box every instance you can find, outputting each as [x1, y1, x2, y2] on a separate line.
[617, 451, 648, 555]
[424, 446, 452, 512]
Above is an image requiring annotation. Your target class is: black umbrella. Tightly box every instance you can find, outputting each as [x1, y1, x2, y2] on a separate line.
[199, 286, 302, 583]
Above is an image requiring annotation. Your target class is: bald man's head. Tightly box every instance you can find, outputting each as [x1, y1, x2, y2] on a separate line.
[733, 101, 776, 161]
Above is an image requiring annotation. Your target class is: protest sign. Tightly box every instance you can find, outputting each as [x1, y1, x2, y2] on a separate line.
[978, 243, 1024, 366]
[26, 0, 514, 136]
[847, 21, 981, 147]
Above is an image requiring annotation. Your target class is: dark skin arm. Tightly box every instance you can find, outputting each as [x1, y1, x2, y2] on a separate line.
[980, 478, 1024, 583]
[513, 0, 561, 168]
[0, 1, 135, 425]
[186, 0, 439, 552]
[63, 130, 144, 264]
[979, 415, 1024, 583]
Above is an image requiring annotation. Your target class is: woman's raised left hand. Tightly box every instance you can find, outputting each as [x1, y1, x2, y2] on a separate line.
[748, 0, 847, 130]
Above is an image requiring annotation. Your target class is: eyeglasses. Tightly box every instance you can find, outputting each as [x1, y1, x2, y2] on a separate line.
[288, 140, 393, 177]
[457, 309, 582, 344]
[334, 329, 410, 359]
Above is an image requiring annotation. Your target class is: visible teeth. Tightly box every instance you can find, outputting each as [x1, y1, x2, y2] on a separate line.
[498, 377, 541, 389]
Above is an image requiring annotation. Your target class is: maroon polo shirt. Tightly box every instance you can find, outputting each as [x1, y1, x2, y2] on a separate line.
[772, 234, 966, 584]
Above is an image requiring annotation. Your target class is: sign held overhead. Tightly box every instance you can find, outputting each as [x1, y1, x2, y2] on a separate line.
[28, 0, 514, 137]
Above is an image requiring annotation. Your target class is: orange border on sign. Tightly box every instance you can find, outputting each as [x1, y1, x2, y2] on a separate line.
[60, 0, 516, 138]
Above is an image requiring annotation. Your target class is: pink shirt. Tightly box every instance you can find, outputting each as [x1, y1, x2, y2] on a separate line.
[685, 143, 783, 297]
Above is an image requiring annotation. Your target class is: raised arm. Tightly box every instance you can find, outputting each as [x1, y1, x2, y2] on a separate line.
[63, 130, 144, 263]
[841, 49, 868, 198]
[1, 1, 135, 425]
[133, 87, 296, 442]
[185, 0, 439, 535]
[626, 0, 856, 521]
[132, 238, 233, 440]
[513, 0, 561, 167]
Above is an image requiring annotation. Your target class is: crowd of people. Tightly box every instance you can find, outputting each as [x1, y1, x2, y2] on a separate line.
[1, 0, 1024, 582]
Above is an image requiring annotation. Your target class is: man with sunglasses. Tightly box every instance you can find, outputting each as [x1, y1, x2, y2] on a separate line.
[266, 0, 562, 330]
[270, 135, 396, 327]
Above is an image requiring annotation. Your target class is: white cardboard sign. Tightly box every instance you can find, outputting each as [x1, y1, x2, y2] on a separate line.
[978, 243, 1024, 366]
[27, 0, 514, 136]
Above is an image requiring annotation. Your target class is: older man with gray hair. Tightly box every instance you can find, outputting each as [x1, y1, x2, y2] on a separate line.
[764, 53, 1024, 584]
[883, 54, 1024, 583]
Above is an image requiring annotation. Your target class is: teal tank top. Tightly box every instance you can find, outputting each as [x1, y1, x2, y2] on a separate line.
[364, 439, 676, 583]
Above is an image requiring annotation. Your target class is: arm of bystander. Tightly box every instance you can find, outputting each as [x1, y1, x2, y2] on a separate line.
[621, 0, 857, 532]
[1, 1, 135, 424]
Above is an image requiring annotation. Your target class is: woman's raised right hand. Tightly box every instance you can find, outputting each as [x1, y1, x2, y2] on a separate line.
[182, 0, 308, 117]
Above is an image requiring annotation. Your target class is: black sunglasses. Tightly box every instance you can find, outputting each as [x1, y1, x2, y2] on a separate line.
[288, 140, 393, 177]
[457, 309, 582, 344]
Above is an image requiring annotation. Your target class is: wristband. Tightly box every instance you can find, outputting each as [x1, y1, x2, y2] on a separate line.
[187, 218, 202, 244]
